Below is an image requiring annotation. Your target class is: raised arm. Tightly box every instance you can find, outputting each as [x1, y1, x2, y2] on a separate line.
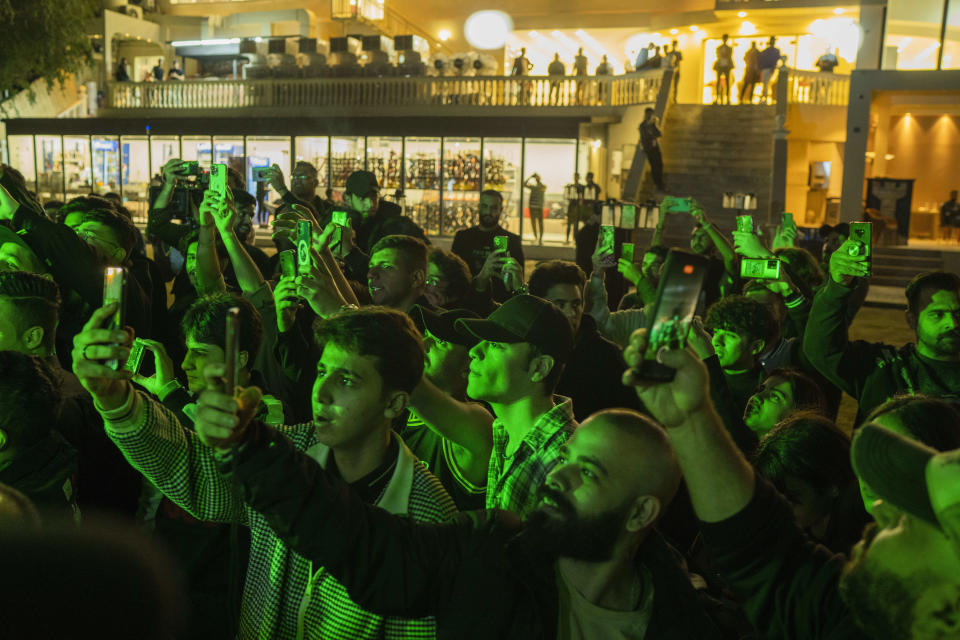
[212, 190, 267, 294]
[694, 204, 738, 276]
[194, 191, 227, 295]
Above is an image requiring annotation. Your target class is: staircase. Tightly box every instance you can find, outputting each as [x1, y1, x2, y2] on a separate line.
[638, 104, 776, 229]
[871, 246, 944, 288]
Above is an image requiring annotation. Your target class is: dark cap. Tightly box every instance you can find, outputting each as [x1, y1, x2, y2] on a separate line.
[455, 294, 574, 364]
[852, 423, 938, 527]
[345, 170, 379, 198]
[412, 306, 480, 346]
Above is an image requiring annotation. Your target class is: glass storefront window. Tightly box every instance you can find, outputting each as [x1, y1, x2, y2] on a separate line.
[150, 137, 180, 178]
[330, 136, 365, 189]
[64, 136, 92, 200]
[181, 136, 213, 165]
[247, 136, 291, 214]
[943, 0, 960, 68]
[404, 137, 441, 235]
[442, 137, 481, 235]
[121, 136, 150, 218]
[522, 138, 577, 244]
[295, 136, 330, 188]
[883, 0, 946, 69]
[7, 136, 36, 191]
[36, 135, 64, 203]
[92, 136, 121, 195]
[213, 137, 245, 181]
[483, 138, 522, 236]
[367, 136, 403, 194]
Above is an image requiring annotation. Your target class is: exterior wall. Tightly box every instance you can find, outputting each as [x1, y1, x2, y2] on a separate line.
[785, 105, 847, 225]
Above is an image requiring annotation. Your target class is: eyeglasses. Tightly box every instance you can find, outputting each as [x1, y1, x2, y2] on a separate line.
[291, 175, 316, 182]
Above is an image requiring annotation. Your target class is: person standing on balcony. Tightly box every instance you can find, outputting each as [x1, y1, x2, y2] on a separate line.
[511, 47, 533, 105]
[548, 53, 565, 105]
[758, 37, 781, 105]
[574, 47, 588, 104]
[595, 55, 612, 104]
[666, 40, 682, 102]
[524, 173, 547, 245]
[635, 43, 654, 72]
[816, 47, 840, 73]
[152, 59, 165, 82]
[167, 59, 184, 81]
[114, 58, 130, 82]
[741, 42, 760, 104]
[639, 107, 666, 192]
[714, 34, 734, 105]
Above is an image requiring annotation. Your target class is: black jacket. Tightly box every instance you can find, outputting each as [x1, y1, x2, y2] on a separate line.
[356, 201, 427, 254]
[557, 315, 641, 421]
[221, 423, 727, 639]
[0, 432, 79, 521]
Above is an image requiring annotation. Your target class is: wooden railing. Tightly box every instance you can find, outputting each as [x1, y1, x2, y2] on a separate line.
[784, 68, 850, 106]
[105, 70, 666, 111]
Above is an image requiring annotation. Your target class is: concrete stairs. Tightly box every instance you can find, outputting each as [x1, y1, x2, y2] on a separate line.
[870, 246, 944, 288]
[638, 104, 776, 231]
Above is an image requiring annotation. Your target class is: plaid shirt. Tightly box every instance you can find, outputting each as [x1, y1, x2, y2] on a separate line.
[104, 391, 457, 640]
[485, 395, 577, 517]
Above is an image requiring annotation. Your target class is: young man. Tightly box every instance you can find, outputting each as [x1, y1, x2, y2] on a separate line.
[73, 306, 457, 639]
[265, 161, 325, 224]
[401, 306, 487, 511]
[621, 331, 960, 639]
[523, 173, 546, 245]
[742, 368, 827, 438]
[344, 170, 425, 254]
[450, 189, 524, 302]
[804, 266, 960, 425]
[528, 260, 639, 421]
[366, 234, 430, 313]
[758, 36, 781, 104]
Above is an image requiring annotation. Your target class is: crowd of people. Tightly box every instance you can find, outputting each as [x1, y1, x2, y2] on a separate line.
[0, 154, 959, 640]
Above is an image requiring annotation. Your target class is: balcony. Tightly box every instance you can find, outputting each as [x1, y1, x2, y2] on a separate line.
[101, 69, 668, 117]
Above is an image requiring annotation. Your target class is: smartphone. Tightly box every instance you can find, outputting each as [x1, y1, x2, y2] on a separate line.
[181, 161, 201, 176]
[597, 225, 616, 268]
[209, 163, 227, 198]
[662, 196, 691, 214]
[634, 250, 709, 381]
[332, 210, 350, 227]
[740, 258, 782, 280]
[251, 166, 271, 182]
[736, 215, 754, 233]
[223, 307, 240, 396]
[622, 243, 635, 263]
[848, 221, 872, 274]
[124, 338, 147, 374]
[103, 267, 126, 371]
[279, 249, 296, 279]
[494, 235, 509, 253]
[296, 219, 312, 276]
[781, 212, 795, 228]
[620, 204, 637, 229]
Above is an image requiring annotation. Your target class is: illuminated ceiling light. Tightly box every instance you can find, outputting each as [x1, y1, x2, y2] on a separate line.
[170, 38, 242, 47]
[737, 11, 747, 17]
[905, 112, 912, 118]
[529, 30, 539, 38]
[438, 29, 451, 41]
[670, 28, 679, 35]
[464, 10, 513, 49]
[833, 7, 845, 14]
[591, 139, 602, 149]
[690, 25, 699, 32]
[739, 21, 757, 36]
[551, 30, 563, 37]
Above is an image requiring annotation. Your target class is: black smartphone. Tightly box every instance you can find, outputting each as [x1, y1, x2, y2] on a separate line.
[279, 249, 296, 279]
[103, 267, 126, 370]
[124, 338, 146, 374]
[223, 307, 240, 396]
[634, 250, 709, 381]
[622, 243, 635, 263]
[597, 224, 616, 268]
[740, 258, 781, 280]
[296, 219, 312, 276]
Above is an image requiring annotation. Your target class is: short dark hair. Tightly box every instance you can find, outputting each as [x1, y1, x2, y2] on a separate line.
[479, 189, 504, 210]
[0, 271, 61, 352]
[753, 412, 853, 498]
[181, 293, 262, 362]
[766, 367, 828, 416]
[644, 107, 655, 116]
[904, 271, 960, 316]
[370, 235, 428, 274]
[864, 394, 960, 451]
[313, 307, 424, 394]
[427, 248, 472, 302]
[293, 161, 318, 178]
[645, 244, 669, 261]
[59, 196, 139, 260]
[0, 351, 60, 447]
[528, 260, 586, 298]
[705, 295, 779, 346]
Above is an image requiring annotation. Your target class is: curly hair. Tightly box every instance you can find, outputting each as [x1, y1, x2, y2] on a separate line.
[59, 196, 139, 260]
[528, 260, 586, 298]
[313, 306, 424, 394]
[181, 293, 262, 362]
[705, 294, 778, 346]
[774, 247, 825, 297]
[427, 248, 472, 302]
[0, 271, 61, 352]
[765, 367, 828, 416]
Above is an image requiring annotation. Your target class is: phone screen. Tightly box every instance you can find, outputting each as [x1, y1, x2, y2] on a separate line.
[209, 163, 227, 198]
[279, 250, 296, 279]
[781, 212, 794, 228]
[103, 267, 126, 370]
[736, 215, 754, 233]
[494, 235, 509, 253]
[124, 338, 146, 374]
[740, 258, 781, 280]
[636, 251, 708, 381]
[597, 225, 616, 268]
[622, 243, 635, 263]
[296, 220, 312, 276]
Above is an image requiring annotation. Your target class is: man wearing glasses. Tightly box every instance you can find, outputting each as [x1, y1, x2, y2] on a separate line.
[264, 161, 327, 225]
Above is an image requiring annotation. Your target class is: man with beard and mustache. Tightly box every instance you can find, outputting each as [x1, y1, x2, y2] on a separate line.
[804, 264, 960, 425]
[621, 328, 960, 640]
[451, 190, 524, 302]
[175, 401, 726, 638]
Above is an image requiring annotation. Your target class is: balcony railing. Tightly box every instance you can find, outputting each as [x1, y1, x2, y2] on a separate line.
[784, 69, 850, 106]
[104, 70, 666, 111]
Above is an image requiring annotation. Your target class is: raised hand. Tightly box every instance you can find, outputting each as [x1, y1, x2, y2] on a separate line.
[263, 164, 288, 195]
[194, 363, 262, 450]
[161, 157, 186, 182]
[621, 328, 710, 429]
[272, 276, 300, 333]
[72, 303, 134, 410]
[732, 230, 772, 259]
[617, 258, 642, 286]
[131, 338, 176, 397]
[211, 188, 238, 237]
[829, 239, 870, 286]
[501, 257, 523, 292]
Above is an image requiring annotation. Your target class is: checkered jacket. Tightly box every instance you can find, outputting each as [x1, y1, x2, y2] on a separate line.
[104, 391, 457, 640]
[485, 395, 577, 518]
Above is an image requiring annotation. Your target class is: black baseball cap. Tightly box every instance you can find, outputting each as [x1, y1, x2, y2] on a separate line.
[345, 170, 379, 198]
[455, 294, 574, 364]
[412, 306, 480, 347]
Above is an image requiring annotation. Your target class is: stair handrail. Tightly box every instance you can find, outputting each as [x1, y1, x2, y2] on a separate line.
[621, 68, 675, 204]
